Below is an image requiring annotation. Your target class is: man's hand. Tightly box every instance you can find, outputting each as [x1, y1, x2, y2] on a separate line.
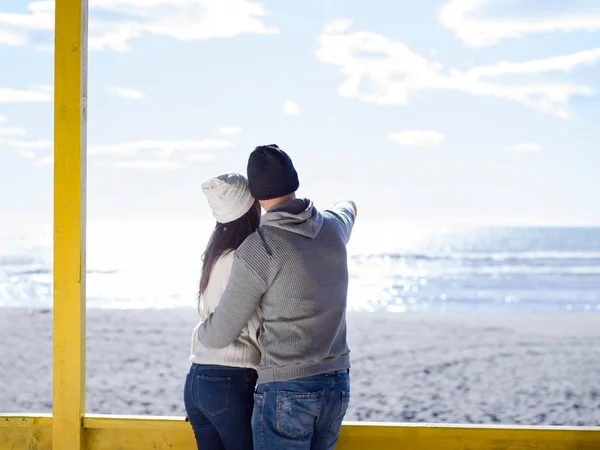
[349, 200, 357, 217]
[335, 199, 357, 216]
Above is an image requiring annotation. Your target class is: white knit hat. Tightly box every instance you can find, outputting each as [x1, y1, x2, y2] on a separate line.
[201, 173, 256, 223]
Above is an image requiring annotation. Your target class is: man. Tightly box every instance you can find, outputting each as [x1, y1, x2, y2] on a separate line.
[198, 144, 357, 449]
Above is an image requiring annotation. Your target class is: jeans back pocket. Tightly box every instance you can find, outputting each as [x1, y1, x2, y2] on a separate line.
[194, 374, 231, 416]
[329, 390, 350, 436]
[276, 390, 324, 439]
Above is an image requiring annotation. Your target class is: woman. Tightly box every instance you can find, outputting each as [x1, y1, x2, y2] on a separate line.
[185, 172, 262, 450]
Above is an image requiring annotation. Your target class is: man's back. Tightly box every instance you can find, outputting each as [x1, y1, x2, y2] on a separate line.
[196, 143, 356, 450]
[236, 198, 354, 383]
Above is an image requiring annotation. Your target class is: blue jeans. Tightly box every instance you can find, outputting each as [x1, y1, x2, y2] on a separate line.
[252, 370, 350, 450]
[184, 363, 257, 450]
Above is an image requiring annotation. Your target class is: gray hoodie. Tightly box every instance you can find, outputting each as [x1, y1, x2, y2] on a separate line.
[198, 198, 355, 384]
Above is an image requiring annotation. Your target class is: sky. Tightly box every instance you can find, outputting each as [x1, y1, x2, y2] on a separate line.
[1, 0, 600, 231]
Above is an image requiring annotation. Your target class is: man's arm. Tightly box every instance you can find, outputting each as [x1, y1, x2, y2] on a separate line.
[197, 254, 266, 348]
[330, 199, 357, 244]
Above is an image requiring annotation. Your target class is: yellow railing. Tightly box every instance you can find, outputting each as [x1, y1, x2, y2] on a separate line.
[2, 414, 600, 449]
[2, 0, 599, 449]
[3, 414, 600, 450]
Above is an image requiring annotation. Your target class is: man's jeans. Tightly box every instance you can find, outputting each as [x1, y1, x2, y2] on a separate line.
[252, 370, 350, 450]
[184, 363, 257, 450]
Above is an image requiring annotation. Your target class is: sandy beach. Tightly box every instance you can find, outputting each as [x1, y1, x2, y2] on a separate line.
[1, 308, 599, 426]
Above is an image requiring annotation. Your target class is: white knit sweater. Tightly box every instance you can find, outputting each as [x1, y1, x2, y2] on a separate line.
[190, 251, 261, 368]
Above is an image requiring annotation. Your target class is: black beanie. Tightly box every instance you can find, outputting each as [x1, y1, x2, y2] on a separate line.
[247, 144, 300, 200]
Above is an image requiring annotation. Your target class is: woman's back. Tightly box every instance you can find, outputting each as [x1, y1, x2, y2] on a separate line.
[184, 172, 261, 450]
[190, 251, 261, 368]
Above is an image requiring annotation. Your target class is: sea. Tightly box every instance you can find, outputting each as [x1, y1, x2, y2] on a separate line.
[1, 221, 599, 313]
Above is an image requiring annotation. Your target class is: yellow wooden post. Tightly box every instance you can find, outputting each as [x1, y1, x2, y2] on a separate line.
[53, 0, 88, 448]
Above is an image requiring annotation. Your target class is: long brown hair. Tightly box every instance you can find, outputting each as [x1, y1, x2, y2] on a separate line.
[198, 200, 261, 307]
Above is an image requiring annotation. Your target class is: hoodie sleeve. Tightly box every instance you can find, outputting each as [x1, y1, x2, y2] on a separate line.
[197, 253, 267, 349]
[329, 200, 356, 244]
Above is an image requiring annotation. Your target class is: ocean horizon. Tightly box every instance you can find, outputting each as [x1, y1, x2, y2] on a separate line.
[1, 222, 600, 313]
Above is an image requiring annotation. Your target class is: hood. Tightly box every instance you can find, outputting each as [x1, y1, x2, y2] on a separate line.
[260, 198, 323, 239]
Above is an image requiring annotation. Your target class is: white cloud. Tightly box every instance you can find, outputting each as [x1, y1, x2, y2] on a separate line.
[17, 149, 36, 159]
[89, 139, 231, 156]
[438, 0, 600, 47]
[0, 86, 53, 103]
[0, 2, 53, 48]
[388, 130, 445, 148]
[0, 126, 27, 136]
[283, 100, 299, 115]
[0, 138, 52, 149]
[109, 86, 146, 99]
[10, 137, 228, 169]
[218, 126, 243, 136]
[0, 118, 51, 162]
[114, 160, 180, 170]
[34, 155, 53, 166]
[34, 84, 53, 94]
[464, 48, 600, 79]
[504, 143, 541, 153]
[7, 134, 227, 168]
[0, 29, 26, 45]
[316, 20, 598, 118]
[323, 18, 353, 35]
[0, 0, 279, 53]
[187, 154, 217, 162]
[14, 148, 53, 168]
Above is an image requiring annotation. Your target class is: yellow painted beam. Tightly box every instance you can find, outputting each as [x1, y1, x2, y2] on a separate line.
[78, 416, 600, 450]
[53, 0, 88, 447]
[2, 415, 600, 450]
[338, 422, 600, 449]
[0, 415, 52, 450]
[84, 416, 195, 450]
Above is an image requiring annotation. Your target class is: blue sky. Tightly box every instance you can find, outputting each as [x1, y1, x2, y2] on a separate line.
[1, 0, 600, 229]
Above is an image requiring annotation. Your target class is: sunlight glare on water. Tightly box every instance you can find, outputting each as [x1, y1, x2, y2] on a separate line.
[1, 219, 600, 313]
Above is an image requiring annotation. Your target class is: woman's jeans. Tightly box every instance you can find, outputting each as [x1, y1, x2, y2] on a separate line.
[184, 363, 258, 450]
[252, 370, 351, 450]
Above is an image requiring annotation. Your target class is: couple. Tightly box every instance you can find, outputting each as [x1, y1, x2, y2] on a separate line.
[185, 144, 357, 450]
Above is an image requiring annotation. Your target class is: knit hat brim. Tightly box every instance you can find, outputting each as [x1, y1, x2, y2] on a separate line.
[251, 181, 300, 201]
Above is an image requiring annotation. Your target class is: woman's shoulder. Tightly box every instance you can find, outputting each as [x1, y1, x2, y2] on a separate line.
[212, 250, 235, 274]
[215, 249, 234, 264]
[202, 251, 235, 301]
